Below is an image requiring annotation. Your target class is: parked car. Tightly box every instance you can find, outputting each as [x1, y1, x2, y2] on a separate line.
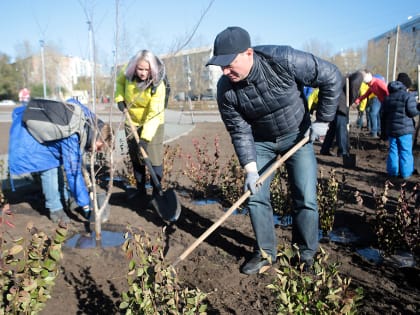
[200, 94, 215, 101]
[200, 89, 216, 101]
[0, 100, 17, 106]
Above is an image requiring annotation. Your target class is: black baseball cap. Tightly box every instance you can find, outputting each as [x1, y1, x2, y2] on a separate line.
[206, 26, 251, 67]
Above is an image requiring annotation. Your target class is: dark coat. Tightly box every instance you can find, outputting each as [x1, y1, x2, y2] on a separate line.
[216, 45, 342, 166]
[382, 81, 419, 137]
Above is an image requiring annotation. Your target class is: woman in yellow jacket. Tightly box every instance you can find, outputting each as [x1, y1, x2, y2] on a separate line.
[115, 50, 167, 199]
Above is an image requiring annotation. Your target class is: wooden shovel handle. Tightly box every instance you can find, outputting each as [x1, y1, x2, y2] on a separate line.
[171, 136, 309, 267]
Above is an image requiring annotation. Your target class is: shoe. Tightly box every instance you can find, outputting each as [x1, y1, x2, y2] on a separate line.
[241, 253, 272, 275]
[320, 151, 334, 156]
[50, 209, 71, 224]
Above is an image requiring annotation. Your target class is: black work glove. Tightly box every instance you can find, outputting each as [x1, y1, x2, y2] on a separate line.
[138, 139, 149, 152]
[117, 101, 127, 112]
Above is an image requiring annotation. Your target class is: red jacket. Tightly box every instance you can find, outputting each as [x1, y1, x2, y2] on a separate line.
[355, 77, 389, 103]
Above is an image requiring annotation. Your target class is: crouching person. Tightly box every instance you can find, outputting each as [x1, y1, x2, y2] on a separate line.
[8, 98, 113, 223]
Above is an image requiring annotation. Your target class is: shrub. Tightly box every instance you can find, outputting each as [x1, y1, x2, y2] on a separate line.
[0, 222, 68, 314]
[183, 136, 221, 199]
[317, 168, 340, 237]
[268, 245, 363, 314]
[373, 181, 420, 257]
[163, 144, 182, 190]
[270, 166, 292, 217]
[120, 226, 208, 314]
[219, 154, 244, 209]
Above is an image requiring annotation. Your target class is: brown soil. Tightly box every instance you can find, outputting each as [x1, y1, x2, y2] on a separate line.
[1, 121, 420, 315]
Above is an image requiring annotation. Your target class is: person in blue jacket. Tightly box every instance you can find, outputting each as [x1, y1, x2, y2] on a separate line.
[8, 98, 112, 223]
[382, 73, 419, 179]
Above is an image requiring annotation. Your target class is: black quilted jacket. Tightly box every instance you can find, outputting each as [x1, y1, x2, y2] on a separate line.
[382, 80, 419, 137]
[216, 45, 342, 167]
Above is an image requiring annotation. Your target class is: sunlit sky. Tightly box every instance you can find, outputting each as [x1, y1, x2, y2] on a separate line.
[1, 0, 419, 67]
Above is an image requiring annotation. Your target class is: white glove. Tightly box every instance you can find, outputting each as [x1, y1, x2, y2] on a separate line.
[244, 162, 260, 194]
[244, 172, 260, 194]
[310, 121, 329, 142]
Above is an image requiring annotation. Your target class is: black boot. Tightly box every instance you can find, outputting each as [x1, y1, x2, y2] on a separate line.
[241, 252, 272, 275]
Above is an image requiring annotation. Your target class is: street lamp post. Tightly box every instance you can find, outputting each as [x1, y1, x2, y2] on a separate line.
[39, 40, 47, 98]
[87, 21, 95, 111]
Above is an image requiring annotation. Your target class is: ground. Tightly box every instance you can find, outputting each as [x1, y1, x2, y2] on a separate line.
[1, 119, 420, 315]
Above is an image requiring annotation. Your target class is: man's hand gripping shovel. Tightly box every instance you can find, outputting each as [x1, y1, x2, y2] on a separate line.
[123, 108, 181, 222]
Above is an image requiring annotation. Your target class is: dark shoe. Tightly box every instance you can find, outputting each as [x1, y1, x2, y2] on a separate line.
[241, 253, 272, 275]
[50, 209, 71, 224]
[320, 151, 334, 156]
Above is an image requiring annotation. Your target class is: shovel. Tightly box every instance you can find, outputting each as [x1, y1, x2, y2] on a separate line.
[124, 109, 181, 222]
[172, 136, 309, 267]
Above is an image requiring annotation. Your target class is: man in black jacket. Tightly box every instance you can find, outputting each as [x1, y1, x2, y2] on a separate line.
[206, 26, 342, 274]
[320, 71, 363, 157]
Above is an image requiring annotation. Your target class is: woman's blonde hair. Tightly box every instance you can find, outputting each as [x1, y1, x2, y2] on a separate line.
[125, 50, 165, 91]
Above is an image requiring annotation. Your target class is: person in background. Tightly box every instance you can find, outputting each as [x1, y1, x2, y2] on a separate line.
[115, 50, 167, 200]
[353, 71, 389, 139]
[306, 87, 319, 116]
[8, 98, 112, 223]
[18, 87, 30, 106]
[320, 71, 363, 157]
[206, 26, 342, 275]
[356, 81, 369, 130]
[382, 73, 419, 179]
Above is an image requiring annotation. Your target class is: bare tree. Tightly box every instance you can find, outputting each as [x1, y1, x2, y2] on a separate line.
[302, 39, 333, 61]
[332, 48, 365, 75]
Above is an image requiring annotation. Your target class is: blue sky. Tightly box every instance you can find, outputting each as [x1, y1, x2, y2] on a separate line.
[1, 0, 419, 67]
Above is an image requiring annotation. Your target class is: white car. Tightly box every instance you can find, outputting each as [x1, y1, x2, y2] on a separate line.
[0, 100, 17, 106]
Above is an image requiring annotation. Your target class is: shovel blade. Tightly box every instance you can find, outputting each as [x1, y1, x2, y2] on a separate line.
[151, 188, 181, 222]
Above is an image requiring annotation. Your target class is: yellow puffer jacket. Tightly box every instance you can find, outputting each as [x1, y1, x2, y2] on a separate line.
[358, 82, 374, 112]
[115, 67, 165, 142]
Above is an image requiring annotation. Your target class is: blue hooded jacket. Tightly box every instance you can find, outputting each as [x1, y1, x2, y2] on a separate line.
[8, 99, 98, 207]
[382, 80, 419, 137]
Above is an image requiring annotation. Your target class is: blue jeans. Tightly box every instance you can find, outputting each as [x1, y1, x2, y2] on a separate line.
[321, 114, 349, 156]
[40, 167, 69, 212]
[356, 111, 365, 129]
[368, 97, 381, 136]
[249, 132, 319, 262]
[387, 134, 414, 179]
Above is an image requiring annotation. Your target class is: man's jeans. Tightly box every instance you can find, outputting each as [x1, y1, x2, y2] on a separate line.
[249, 132, 319, 262]
[40, 167, 69, 212]
[368, 97, 381, 136]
